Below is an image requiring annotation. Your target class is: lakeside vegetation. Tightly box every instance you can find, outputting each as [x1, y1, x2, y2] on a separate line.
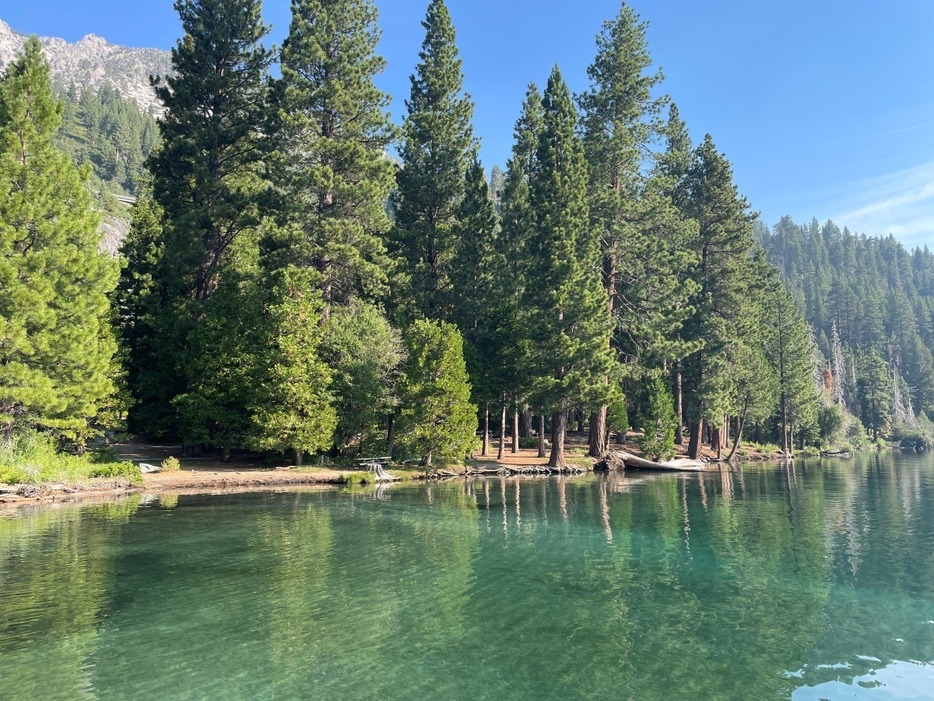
[2, 0, 933, 484]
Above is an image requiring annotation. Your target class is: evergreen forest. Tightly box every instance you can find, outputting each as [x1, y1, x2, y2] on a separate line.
[58, 84, 160, 197]
[3, 0, 933, 476]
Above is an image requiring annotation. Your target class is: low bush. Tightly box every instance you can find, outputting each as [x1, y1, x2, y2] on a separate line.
[0, 428, 141, 486]
[161, 456, 181, 472]
[892, 416, 934, 450]
[90, 461, 143, 485]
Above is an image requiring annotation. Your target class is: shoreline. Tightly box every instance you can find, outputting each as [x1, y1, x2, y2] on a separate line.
[0, 467, 355, 512]
[0, 436, 836, 512]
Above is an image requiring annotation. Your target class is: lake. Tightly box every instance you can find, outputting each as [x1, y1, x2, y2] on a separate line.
[2, 452, 933, 700]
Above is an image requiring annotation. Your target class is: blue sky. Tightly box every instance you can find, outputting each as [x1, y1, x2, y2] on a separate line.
[5, 0, 934, 248]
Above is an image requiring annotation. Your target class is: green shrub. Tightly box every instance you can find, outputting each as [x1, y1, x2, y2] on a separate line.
[161, 456, 181, 472]
[90, 461, 142, 485]
[0, 429, 142, 486]
[892, 414, 934, 450]
[0, 465, 27, 485]
[636, 376, 676, 461]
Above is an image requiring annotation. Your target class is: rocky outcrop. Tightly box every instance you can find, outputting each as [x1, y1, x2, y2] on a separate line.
[0, 18, 170, 115]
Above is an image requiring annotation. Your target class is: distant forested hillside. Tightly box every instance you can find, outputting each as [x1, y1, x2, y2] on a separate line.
[57, 84, 159, 196]
[758, 217, 934, 435]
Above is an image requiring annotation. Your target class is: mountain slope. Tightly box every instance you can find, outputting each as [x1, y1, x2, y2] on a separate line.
[758, 216, 934, 431]
[0, 18, 170, 115]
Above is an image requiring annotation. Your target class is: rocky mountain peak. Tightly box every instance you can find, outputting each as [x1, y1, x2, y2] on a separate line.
[0, 18, 171, 115]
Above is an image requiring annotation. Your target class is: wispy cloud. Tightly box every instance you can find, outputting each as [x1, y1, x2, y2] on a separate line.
[829, 161, 934, 248]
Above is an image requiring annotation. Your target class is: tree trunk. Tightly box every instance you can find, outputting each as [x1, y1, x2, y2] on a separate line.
[497, 401, 506, 461]
[674, 368, 684, 444]
[780, 390, 789, 455]
[710, 422, 721, 458]
[386, 413, 395, 456]
[725, 408, 747, 463]
[538, 414, 546, 458]
[512, 407, 519, 453]
[576, 409, 585, 433]
[589, 406, 607, 457]
[687, 420, 702, 460]
[293, 447, 302, 466]
[520, 411, 532, 437]
[548, 409, 567, 468]
[482, 405, 489, 456]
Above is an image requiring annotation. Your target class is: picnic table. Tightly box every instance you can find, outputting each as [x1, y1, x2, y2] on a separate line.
[354, 456, 391, 471]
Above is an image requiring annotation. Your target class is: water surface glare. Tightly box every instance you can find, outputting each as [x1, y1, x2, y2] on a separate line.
[2, 452, 934, 700]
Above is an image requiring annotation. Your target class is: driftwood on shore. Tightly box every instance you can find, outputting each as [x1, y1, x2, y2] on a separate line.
[596, 450, 708, 473]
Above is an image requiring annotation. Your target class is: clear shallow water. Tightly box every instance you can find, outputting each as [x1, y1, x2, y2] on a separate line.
[1, 453, 933, 701]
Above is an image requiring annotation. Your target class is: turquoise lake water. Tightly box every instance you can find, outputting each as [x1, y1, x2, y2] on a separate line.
[1, 452, 933, 700]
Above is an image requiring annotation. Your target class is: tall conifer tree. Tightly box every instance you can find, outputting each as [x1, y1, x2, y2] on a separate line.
[579, 3, 695, 456]
[500, 83, 542, 296]
[495, 85, 542, 454]
[390, 0, 475, 320]
[680, 135, 757, 458]
[149, 0, 272, 305]
[114, 192, 172, 435]
[270, 0, 396, 319]
[525, 66, 614, 468]
[0, 38, 118, 445]
[125, 0, 272, 437]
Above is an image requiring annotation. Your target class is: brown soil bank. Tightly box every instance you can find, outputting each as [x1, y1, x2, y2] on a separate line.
[0, 441, 352, 511]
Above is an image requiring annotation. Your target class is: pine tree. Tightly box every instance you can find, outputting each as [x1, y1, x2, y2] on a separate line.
[269, 0, 396, 319]
[390, 0, 475, 320]
[249, 267, 337, 465]
[636, 375, 677, 461]
[578, 4, 695, 456]
[449, 155, 502, 442]
[149, 0, 272, 305]
[858, 349, 891, 442]
[525, 66, 615, 468]
[723, 340, 777, 461]
[500, 83, 542, 298]
[129, 0, 272, 437]
[680, 135, 757, 458]
[830, 321, 847, 409]
[656, 101, 696, 444]
[172, 271, 262, 456]
[656, 103, 693, 190]
[495, 84, 542, 454]
[0, 38, 119, 446]
[396, 319, 476, 465]
[763, 276, 819, 455]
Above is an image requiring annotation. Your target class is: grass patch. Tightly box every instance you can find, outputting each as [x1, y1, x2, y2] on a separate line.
[0, 430, 141, 486]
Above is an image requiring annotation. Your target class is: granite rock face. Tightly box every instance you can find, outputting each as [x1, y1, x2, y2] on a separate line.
[0, 18, 171, 115]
